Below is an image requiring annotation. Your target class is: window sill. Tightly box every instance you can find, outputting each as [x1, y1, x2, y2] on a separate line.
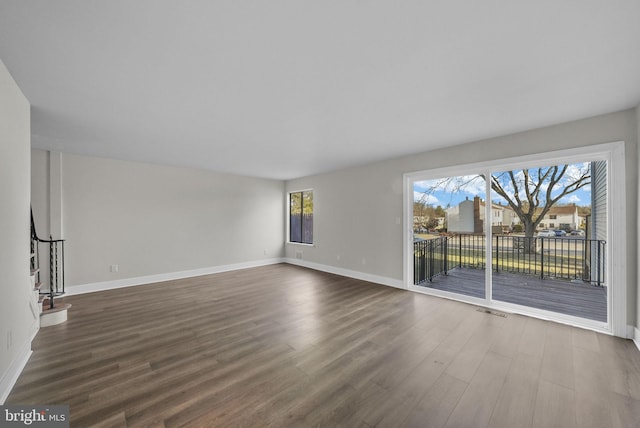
[287, 242, 315, 247]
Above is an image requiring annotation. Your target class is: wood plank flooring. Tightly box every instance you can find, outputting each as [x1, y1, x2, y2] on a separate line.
[7, 263, 640, 427]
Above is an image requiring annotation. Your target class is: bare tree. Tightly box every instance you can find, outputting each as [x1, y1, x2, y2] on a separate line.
[491, 164, 590, 242]
[414, 164, 591, 247]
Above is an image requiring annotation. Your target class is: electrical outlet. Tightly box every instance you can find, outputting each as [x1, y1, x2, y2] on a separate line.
[336, 255, 340, 261]
[264, 249, 268, 255]
[110, 264, 119, 273]
[361, 258, 367, 265]
[7, 330, 12, 350]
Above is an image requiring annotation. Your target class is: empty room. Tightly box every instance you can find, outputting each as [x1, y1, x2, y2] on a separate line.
[1, 1, 639, 427]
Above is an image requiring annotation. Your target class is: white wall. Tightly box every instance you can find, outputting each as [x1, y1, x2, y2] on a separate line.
[30, 150, 51, 288]
[31, 152, 285, 288]
[31, 150, 49, 238]
[637, 105, 640, 333]
[0, 59, 33, 402]
[285, 109, 638, 327]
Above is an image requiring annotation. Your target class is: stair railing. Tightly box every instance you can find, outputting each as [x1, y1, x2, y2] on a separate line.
[31, 210, 65, 310]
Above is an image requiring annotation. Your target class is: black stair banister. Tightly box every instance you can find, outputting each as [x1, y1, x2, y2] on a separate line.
[30, 207, 66, 310]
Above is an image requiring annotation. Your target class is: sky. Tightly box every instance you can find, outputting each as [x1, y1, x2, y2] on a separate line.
[414, 162, 593, 209]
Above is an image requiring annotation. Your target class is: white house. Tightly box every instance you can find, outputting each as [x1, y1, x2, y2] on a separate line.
[446, 198, 475, 233]
[538, 205, 583, 231]
[446, 196, 520, 234]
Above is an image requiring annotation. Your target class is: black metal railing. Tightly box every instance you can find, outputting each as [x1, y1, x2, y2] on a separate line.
[414, 235, 606, 287]
[31, 210, 65, 310]
[414, 237, 448, 284]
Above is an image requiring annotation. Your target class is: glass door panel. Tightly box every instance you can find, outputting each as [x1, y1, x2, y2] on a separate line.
[490, 162, 607, 322]
[413, 174, 486, 299]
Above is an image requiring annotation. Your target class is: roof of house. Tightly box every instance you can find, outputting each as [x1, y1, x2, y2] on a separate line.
[545, 205, 579, 215]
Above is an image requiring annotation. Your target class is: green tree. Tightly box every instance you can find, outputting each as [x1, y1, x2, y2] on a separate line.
[290, 191, 313, 214]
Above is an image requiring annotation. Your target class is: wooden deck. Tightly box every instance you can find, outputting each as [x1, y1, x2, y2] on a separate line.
[416, 267, 607, 322]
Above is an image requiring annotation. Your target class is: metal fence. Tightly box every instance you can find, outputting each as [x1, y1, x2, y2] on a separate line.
[414, 235, 606, 286]
[290, 213, 313, 244]
[414, 237, 449, 284]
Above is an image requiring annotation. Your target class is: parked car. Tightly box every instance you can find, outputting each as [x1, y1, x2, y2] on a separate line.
[554, 230, 567, 237]
[570, 230, 585, 237]
[537, 229, 555, 237]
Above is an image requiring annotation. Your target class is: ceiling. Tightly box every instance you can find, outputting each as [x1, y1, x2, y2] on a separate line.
[1, 1, 639, 180]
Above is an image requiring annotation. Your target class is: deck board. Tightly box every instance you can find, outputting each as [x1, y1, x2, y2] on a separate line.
[416, 267, 607, 322]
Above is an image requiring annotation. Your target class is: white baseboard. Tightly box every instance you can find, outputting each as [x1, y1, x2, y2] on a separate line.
[65, 258, 285, 296]
[0, 338, 32, 404]
[66, 254, 408, 296]
[66, 257, 404, 297]
[283, 258, 405, 290]
[634, 327, 640, 352]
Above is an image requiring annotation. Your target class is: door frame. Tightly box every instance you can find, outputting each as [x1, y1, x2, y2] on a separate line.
[403, 141, 627, 337]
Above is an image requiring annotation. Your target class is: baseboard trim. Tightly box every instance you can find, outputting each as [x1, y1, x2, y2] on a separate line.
[66, 258, 285, 296]
[0, 338, 32, 404]
[283, 258, 405, 290]
[634, 327, 640, 352]
[66, 257, 404, 297]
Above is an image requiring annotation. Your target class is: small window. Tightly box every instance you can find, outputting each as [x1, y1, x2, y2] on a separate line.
[549, 215, 557, 219]
[289, 190, 313, 244]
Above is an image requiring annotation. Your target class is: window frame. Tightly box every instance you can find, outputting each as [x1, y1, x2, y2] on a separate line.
[287, 189, 314, 245]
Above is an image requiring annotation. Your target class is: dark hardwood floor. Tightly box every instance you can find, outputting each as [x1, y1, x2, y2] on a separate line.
[7, 264, 640, 427]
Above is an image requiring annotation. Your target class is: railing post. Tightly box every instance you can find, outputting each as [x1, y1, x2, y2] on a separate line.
[413, 242, 418, 284]
[554, 238, 558, 279]
[597, 241, 602, 287]
[421, 241, 424, 284]
[49, 236, 54, 309]
[569, 241, 578, 279]
[61, 241, 65, 294]
[55, 241, 59, 294]
[602, 240, 606, 287]
[539, 238, 544, 280]
[582, 238, 588, 282]
[495, 235, 499, 273]
[428, 240, 434, 281]
[416, 241, 419, 284]
[443, 237, 448, 274]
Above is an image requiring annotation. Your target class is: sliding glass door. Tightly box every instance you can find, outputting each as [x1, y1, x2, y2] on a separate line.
[412, 174, 486, 300]
[489, 162, 607, 323]
[405, 144, 622, 333]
